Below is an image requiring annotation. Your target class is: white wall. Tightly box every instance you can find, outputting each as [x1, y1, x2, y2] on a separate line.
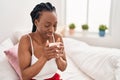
[65, 0, 120, 49]
[0, 0, 64, 43]
[0, 0, 120, 48]
[88, 0, 120, 48]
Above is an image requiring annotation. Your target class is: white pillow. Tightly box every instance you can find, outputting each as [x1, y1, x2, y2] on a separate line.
[0, 38, 14, 59]
[0, 38, 19, 79]
[60, 55, 93, 80]
[115, 65, 120, 80]
[63, 38, 120, 80]
[0, 58, 19, 80]
[12, 30, 30, 43]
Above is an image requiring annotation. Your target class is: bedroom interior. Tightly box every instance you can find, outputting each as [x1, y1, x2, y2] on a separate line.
[0, 0, 120, 80]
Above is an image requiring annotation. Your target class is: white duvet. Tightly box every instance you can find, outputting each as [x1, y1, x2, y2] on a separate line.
[1, 37, 120, 80]
[63, 38, 120, 80]
[59, 56, 93, 80]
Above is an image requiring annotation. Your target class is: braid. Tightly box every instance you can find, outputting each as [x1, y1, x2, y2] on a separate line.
[30, 2, 56, 32]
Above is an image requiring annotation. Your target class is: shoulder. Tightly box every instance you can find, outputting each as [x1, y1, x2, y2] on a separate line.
[19, 33, 34, 42]
[19, 33, 33, 48]
[20, 34, 29, 43]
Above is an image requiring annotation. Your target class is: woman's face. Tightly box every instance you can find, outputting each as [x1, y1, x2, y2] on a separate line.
[35, 11, 57, 39]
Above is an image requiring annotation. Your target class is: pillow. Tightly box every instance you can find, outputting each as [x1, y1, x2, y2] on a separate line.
[63, 38, 120, 80]
[4, 44, 22, 80]
[0, 38, 13, 59]
[70, 50, 116, 80]
[0, 38, 19, 79]
[0, 58, 19, 80]
[59, 55, 93, 80]
[12, 30, 30, 43]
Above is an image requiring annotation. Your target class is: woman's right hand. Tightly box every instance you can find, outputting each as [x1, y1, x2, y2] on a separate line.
[42, 40, 59, 60]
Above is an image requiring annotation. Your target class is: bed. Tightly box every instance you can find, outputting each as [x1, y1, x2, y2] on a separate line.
[0, 32, 120, 80]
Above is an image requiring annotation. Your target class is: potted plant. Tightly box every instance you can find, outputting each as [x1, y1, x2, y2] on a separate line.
[81, 24, 89, 31]
[69, 23, 76, 35]
[99, 24, 108, 37]
[81, 24, 89, 35]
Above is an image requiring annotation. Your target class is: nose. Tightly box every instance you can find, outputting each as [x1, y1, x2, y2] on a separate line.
[49, 26, 54, 33]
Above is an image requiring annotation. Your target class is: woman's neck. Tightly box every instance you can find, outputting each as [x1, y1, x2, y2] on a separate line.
[34, 31, 56, 44]
[33, 32, 47, 45]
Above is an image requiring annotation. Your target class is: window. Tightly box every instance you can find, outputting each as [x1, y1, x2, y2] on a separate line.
[66, 0, 111, 32]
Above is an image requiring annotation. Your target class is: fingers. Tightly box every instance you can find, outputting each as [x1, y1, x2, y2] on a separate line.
[43, 47, 59, 60]
[45, 40, 49, 47]
[56, 38, 61, 42]
[44, 38, 64, 60]
[44, 48, 64, 60]
[46, 43, 64, 55]
[46, 52, 59, 60]
[56, 53, 64, 58]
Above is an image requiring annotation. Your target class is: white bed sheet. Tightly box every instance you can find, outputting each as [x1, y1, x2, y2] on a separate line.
[59, 56, 93, 80]
[1, 37, 120, 80]
[63, 38, 120, 80]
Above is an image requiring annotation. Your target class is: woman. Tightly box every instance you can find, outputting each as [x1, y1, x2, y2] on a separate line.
[18, 2, 67, 80]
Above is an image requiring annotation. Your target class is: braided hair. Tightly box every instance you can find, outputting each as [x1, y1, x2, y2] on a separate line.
[30, 2, 56, 32]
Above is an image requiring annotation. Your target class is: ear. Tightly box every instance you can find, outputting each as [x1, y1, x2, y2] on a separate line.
[34, 19, 38, 27]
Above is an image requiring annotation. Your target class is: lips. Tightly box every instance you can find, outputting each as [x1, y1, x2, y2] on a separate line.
[46, 32, 53, 37]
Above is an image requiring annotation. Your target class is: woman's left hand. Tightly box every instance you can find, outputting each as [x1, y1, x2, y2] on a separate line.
[55, 42, 64, 58]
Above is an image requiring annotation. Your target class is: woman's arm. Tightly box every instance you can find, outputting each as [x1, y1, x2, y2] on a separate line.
[55, 35, 67, 71]
[18, 35, 47, 80]
[56, 51, 67, 71]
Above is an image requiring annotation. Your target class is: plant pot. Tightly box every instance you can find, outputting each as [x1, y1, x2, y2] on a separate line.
[69, 29, 75, 35]
[99, 30, 105, 37]
[82, 30, 88, 35]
